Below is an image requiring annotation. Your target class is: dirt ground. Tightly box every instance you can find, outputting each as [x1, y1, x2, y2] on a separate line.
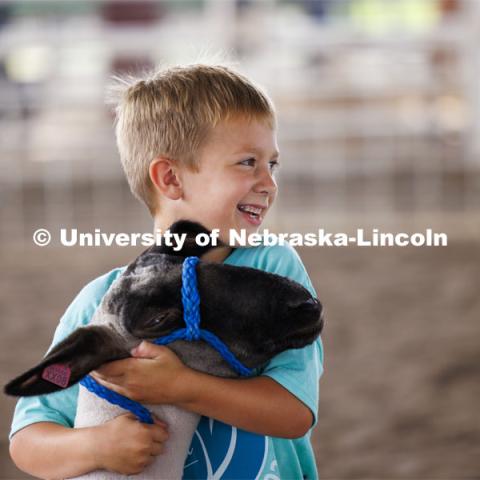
[0, 242, 479, 479]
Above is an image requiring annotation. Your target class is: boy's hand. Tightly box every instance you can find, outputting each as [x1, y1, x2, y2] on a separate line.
[94, 413, 169, 475]
[90, 341, 191, 404]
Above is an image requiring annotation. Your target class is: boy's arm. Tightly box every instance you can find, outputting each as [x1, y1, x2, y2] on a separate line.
[10, 414, 169, 479]
[177, 370, 313, 438]
[10, 423, 100, 480]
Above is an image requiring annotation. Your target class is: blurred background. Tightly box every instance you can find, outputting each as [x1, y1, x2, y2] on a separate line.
[0, 0, 479, 478]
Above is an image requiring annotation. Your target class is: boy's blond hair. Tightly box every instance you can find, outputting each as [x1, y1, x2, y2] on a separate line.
[109, 64, 276, 215]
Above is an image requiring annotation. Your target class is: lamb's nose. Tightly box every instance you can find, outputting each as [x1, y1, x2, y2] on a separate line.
[301, 298, 320, 311]
[290, 297, 321, 315]
[296, 298, 322, 315]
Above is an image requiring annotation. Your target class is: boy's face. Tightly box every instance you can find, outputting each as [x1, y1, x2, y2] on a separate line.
[178, 115, 279, 242]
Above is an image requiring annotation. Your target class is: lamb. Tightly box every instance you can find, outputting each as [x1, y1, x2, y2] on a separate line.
[5, 220, 324, 480]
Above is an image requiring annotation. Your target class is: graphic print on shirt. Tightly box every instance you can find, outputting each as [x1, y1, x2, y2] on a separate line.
[183, 417, 267, 479]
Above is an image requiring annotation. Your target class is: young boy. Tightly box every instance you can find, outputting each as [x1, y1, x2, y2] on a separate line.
[9, 64, 324, 479]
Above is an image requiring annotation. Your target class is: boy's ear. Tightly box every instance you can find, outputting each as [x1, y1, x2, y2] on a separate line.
[4, 326, 129, 397]
[149, 157, 182, 200]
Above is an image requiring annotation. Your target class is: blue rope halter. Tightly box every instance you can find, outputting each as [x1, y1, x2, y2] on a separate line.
[79, 256, 252, 424]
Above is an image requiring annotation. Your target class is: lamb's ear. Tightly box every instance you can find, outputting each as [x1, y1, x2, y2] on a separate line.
[4, 326, 129, 397]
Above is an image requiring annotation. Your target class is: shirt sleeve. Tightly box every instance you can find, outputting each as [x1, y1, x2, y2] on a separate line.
[8, 269, 122, 440]
[255, 244, 324, 428]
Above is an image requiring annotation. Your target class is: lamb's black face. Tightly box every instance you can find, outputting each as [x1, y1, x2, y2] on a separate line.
[106, 255, 186, 339]
[195, 263, 324, 368]
[105, 253, 323, 371]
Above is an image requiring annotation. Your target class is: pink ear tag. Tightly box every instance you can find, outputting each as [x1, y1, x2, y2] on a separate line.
[41, 364, 72, 388]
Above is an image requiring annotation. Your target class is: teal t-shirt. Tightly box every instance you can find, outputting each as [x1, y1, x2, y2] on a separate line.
[9, 244, 324, 480]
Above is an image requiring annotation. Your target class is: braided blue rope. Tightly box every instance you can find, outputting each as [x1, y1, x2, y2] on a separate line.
[153, 257, 252, 376]
[80, 256, 252, 424]
[181, 256, 201, 341]
[80, 374, 154, 424]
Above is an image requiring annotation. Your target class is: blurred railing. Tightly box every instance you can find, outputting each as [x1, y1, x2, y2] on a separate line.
[0, 0, 479, 247]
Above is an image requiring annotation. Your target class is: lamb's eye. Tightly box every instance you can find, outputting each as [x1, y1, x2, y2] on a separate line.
[146, 316, 161, 327]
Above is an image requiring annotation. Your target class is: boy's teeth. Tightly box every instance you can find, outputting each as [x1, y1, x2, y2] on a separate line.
[238, 205, 262, 215]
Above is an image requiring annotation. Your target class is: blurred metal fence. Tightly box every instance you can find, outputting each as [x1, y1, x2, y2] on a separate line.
[1, 0, 479, 246]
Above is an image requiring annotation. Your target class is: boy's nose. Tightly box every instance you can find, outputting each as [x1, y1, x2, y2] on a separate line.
[254, 168, 278, 196]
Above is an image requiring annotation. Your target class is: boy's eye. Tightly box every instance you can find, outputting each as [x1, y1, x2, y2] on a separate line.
[269, 160, 280, 173]
[238, 158, 280, 172]
[239, 157, 256, 167]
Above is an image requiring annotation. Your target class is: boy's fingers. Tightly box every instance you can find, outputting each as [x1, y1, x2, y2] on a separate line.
[89, 375, 129, 396]
[132, 341, 170, 359]
[152, 414, 168, 430]
[124, 412, 139, 421]
[150, 442, 165, 456]
[151, 424, 169, 443]
[93, 359, 131, 377]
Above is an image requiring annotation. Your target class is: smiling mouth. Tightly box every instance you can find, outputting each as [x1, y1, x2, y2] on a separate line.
[237, 204, 265, 223]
